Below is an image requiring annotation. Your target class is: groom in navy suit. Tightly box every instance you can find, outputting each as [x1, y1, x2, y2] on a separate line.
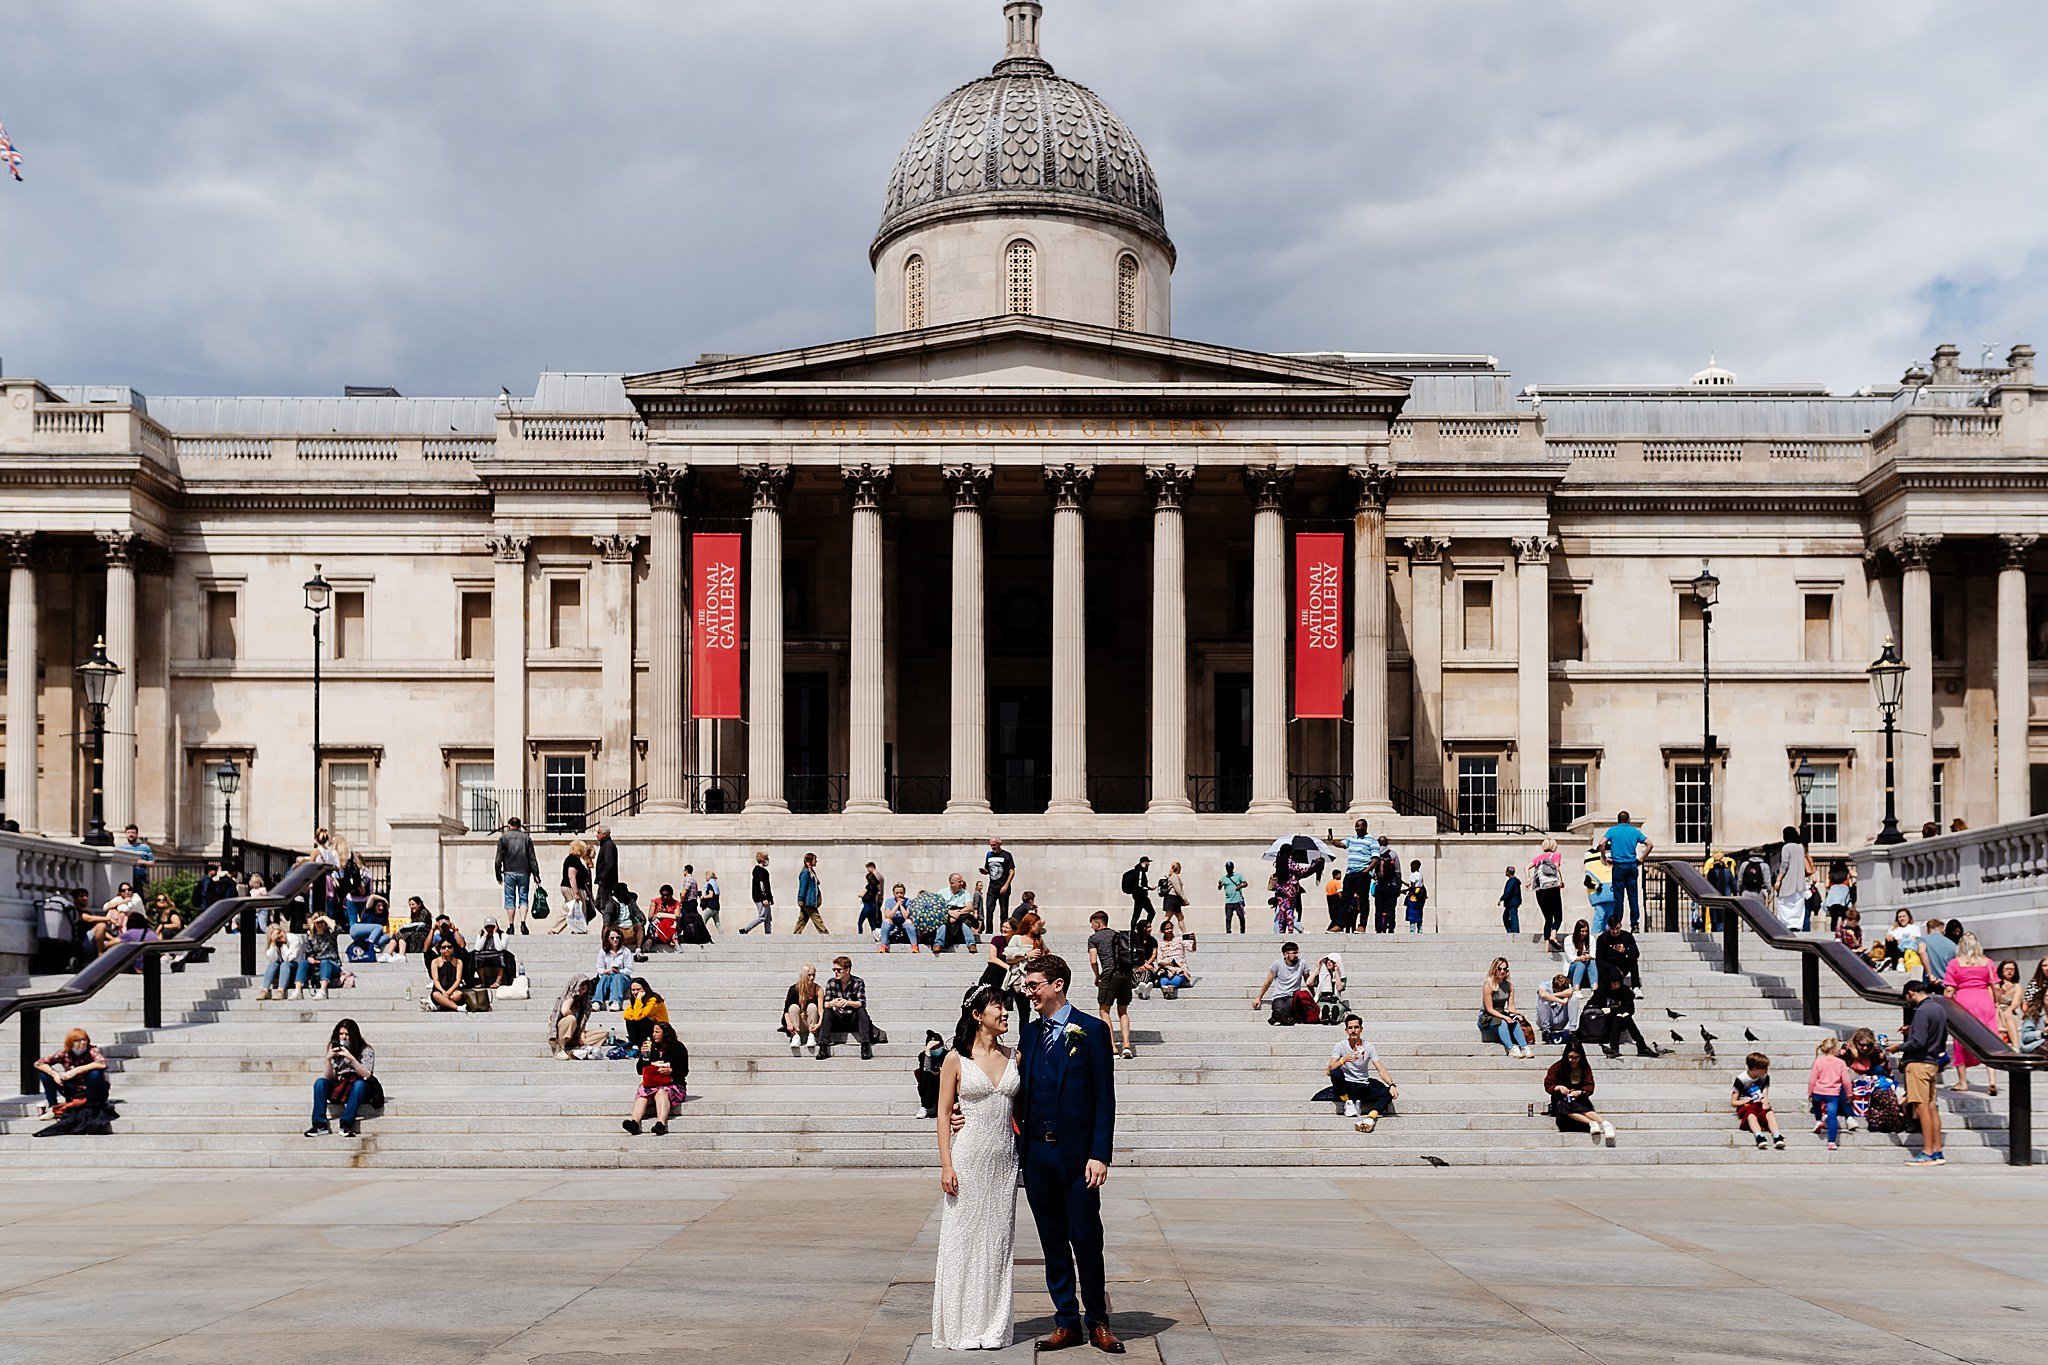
[1014, 954, 1122, 1353]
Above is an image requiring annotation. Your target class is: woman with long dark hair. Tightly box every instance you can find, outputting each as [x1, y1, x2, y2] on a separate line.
[1563, 919, 1596, 990]
[622, 978, 670, 1047]
[1541, 1039, 1614, 1145]
[307, 1018, 380, 1138]
[623, 1021, 689, 1135]
[931, 984, 1019, 1350]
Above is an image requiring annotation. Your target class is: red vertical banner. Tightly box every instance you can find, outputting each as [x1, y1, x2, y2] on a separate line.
[1294, 533, 1346, 718]
[692, 533, 743, 719]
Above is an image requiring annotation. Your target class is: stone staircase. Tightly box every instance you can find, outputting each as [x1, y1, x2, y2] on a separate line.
[2, 922, 2039, 1169]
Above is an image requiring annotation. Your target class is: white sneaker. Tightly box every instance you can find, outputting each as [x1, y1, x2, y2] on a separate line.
[1590, 1123, 1603, 1145]
[1354, 1114, 1377, 1133]
[1343, 1100, 1360, 1118]
[1601, 1121, 1616, 1146]
[288, 987, 303, 1000]
[1845, 1117, 1860, 1132]
[317, 987, 330, 1000]
[790, 1037, 801, 1055]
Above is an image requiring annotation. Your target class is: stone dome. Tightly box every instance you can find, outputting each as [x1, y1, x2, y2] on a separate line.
[873, 2, 1169, 259]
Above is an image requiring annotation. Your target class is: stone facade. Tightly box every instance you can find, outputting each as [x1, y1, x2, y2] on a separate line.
[0, 4, 2044, 928]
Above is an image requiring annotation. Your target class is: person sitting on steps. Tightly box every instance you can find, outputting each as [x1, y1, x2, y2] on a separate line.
[819, 956, 877, 1060]
[1326, 1013, 1399, 1130]
[782, 964, 824, 1056]
[622, 1020, 688, 1136]
[622, 977, 670, 1047]
[33, 1028, 109, 1122]
[1542, 1039, 1615, 1146]
[1478, 957, 1532, 1059]
[293, 913, 341, 1000]
[876, 882, 916, 952]
[306, 1018, 380, 1138]
[427, 940, 467, 1012]
[592, 928, 633, 1011]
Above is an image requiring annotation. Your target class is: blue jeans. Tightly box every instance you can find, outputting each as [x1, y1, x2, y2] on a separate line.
[262, 959, 292, 992]
[1480, 1019, 1519, 1053]
[40, 1068, 109, 1109]
[1567, 959, 1598, 990]
[313, 1077, 367, 1129]
[1611, 864, 1641, 930]
[502, 872, 530, 913]
[295, 958, 338, 989]
[350, 923, 389, 952]
[877, 918, 912, 946]
[1501, 903, 1521, 935]
[1156, 971, 1190, 989]
[1810, 1093, 1845, 1143]
[594, 972, 630, 1007]
[855, 900, 881, 936]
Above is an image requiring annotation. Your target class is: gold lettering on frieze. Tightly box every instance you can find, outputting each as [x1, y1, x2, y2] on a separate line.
[800, 417, 1228, 441]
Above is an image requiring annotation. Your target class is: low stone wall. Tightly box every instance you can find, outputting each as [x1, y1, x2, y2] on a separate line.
[0, 833, 129, 973]
[1852, 816, 2048, 960]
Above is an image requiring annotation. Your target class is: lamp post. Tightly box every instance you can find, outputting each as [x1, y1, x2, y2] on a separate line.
[1794, 756, 1817, 845]
[214, 758, 240, 867]
[76, 637, 121, 847]
[1868, 637, 1908, 846]
[1689, 564, 1726, 966]
[304, 565, 331, 833]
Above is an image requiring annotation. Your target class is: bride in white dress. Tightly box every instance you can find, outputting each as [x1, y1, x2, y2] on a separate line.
[932, 985, 1019, 1351]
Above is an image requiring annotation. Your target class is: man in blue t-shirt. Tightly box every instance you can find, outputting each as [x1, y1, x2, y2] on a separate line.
[1340, 819, 1381, 934]
[1602, 812, 1653, 933]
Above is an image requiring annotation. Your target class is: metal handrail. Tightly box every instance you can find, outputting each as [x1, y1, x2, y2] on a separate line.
[4, 860, 334, 1096]
[1663, 859, 2042, 1166]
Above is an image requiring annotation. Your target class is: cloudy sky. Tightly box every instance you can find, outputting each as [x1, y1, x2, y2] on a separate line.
[3, 1, 2044, 398]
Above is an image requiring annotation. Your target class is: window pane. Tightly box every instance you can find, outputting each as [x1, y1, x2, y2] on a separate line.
[1931, 763, 1945, 828]
[1804, 763, 1839, 845]
[1549, 593, 1583, 662]
[460, 591, 493, 661]
[549, 579, 584, 649]
[1673, 764, 1710, 843]
[193, 762, 244, 851]
[1457, 756, 1499, 833]
[327, 762, 372, 844]
[543, 755, 587, 832]
[1677, 596, 1704, 662]
[205, 591, 238, 660]
[1461, 580, 1493, 652]
[1547, 763, 1588, 832]
[457, 761, 496, 830]
[1803, 594, 1833, 662]
[334, 592, 365, 660]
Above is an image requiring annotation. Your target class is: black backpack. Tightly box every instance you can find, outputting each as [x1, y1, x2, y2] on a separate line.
[1738, 858, 1769, 895]
[1120, 867, 1142, 897]
[1105, 929, 1136, 977]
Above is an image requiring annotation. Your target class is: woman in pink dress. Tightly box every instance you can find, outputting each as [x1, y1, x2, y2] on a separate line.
[1943, 932, 2000, 1095]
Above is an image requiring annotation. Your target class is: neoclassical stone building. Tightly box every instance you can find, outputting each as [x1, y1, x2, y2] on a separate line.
[1, 1, 2043, 923]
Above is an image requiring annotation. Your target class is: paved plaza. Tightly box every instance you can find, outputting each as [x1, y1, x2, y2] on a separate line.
[1, 1169, 2045, 1364]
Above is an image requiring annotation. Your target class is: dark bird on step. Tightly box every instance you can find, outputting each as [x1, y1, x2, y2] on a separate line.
[1744, 1029, 1759, 1043]
[1700, 1027, 1718, 1043]
[1666, 1008, 1685, 1019]
[1420, 1155, 1449, 1168]
[1670, 1031, 1684, 1043]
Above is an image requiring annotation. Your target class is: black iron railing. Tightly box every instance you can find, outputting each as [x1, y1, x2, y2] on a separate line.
[1290, 773, 1351, 815]
[684, 774, 747, 814]
[887, 774, 950, 815]
[1391, 784, 1459, 833]
[787, 773, 847, 815]
[1187, 774, 1251, 814]
[455, 788, 643, 834]
[1088, 774, 1150, 814]
[1402, 786, 1552, 835]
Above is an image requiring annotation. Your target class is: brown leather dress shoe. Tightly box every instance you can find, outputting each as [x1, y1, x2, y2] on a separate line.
[1037, 1325, 1086, 1351]
[1089, 1324, 1126, 1354]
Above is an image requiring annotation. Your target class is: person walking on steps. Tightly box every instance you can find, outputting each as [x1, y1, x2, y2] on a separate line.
[1218, 860, 1248, 934]
[741, 850, 775, 934]
[1601, 811, 1653, 934]
[1122, 856, 1154, 935]
[793, 852, 827, 935]
[493, 816, 540, 936]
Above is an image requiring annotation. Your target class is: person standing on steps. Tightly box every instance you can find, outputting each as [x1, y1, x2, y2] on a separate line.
[1340, 819, 1380, 937]
[793, 851, 827, 934]
[981, 838, 1017, 924]
[553, 839, 593, 935]
[1898, 978, 1950, 1166]
[1218, 860, 1248, 934]
[856, 861, 884, 939]
[1498, 865, 1523, 938]
[493, 816, 540, 936]
[740, 850, 775, 934]
[1085, 911, 1137, 1060]
[590, 825, 620, 934]
[1601, 811, 1653, 934]
[1529, 838, 1565, 949]
[1371, 847, 1401, 934]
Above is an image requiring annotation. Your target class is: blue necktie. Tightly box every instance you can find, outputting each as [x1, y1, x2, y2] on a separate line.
[1042, 1018, 1061, 1059]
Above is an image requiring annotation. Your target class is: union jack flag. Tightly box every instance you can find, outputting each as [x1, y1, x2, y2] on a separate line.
[0, 122, 20, 181]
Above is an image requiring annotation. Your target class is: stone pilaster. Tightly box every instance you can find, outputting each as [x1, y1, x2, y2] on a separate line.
[1348, 466, 1393, 814]
[1405, 535, 1451, 795]
[1047, 463, 1095, 815]
[1146, 466, 1195, 814]
[1513, 535, 1557, 796]
[844, 464, 893, 815]
[487, 534, 531, 814]
[96, 532, 138, 833]
[1894, 533, 1941, 829]
[743, 465, 793, 814]
[3, 534, 37, 833]
[593, 534, 639, 793]
[1997, 533, 2038, 823]
[1245, 467, 1294, 815]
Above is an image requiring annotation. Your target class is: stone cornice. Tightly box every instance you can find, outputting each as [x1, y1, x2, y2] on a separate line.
[179, 490, 489, 513]
[635, 392, 1404, 421]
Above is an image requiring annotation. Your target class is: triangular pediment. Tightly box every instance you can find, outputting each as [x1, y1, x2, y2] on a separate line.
[625, 316, 1409, 399]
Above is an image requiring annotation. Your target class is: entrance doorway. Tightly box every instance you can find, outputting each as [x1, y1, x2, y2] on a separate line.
[785, 672, 833, 812]
[991, 686, 1051, 814]
[1212, 673, 1252, 813]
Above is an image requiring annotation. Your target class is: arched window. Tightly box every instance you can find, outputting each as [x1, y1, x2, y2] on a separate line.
[1005, 239, 1036, 316]
[1116, 254, 1140, 331]
[904, 255, 927, 330]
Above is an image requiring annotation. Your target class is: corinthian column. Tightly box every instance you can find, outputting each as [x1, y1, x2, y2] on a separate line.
[1147, 466, 1194, 814]
[97, 532, 138, 833]
[1997, 534, 2038, 823]
[1895, 534, 1939, 828]
[1246, 467, 1294, 815]
[640, 464, 689, 812]
[743, 465, 793, 814]
[4, 534, 38, 832]
[944, 466, 993, 816]
[845, 465, 893, 815]
[593, 535, 639, 793]
[1046, 463, 1094, 815]
[1348, 466, 1393, 815]
[1406, 536, 1451, 795]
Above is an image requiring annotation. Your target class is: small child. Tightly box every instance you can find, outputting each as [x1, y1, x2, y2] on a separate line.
[1733, 1052, 1785, 1149]
[1403, 860, 1427, 933]
[1807, 1037, 1852, 1150]
[1835, 905, 1862, 952]
[1822, 861, 1855, 933]
[1498, 866, 1523, 938]
[1536, 973, 1577, 1044]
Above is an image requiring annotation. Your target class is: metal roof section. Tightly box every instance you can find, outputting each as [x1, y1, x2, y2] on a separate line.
[139, 395, 501, 436]
[518, 372, 634, 415]
[1530, 395, 1898, 438]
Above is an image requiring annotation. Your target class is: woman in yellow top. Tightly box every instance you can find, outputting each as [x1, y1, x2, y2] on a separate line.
[621, 977, 670, 1048]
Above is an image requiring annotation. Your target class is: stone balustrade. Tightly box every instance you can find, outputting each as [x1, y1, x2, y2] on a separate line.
[0, 832, 130, 969]
[1853, 814, 2048, 958]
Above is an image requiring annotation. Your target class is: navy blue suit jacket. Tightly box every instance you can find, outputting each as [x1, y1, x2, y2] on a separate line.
[1015, 1007, 1116, 1173]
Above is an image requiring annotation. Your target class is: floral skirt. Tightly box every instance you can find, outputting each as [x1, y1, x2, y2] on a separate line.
[636, 1083, 686, 1105]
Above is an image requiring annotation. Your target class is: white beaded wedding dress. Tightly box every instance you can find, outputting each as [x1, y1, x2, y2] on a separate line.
[931, 1051, 1020, 1350]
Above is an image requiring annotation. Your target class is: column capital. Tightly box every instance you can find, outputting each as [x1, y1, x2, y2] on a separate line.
[593, 534, 639, 564]
[1998, 533, 2039, 568]
[743, 463, 794, 513]
[487, 534, 531, 564]
[944, 464, 994, 511]
[1044, 462, 1095, 511]
[95, 530, 139, 566]
[1349, 463, 1393, 514]
[843, 462, 894, 511]
[1512, 534, 1558, 566]
[1891, 533, 1941, 569]
[1, 532, 38, 568]
[640, 462, 691, 511]
[1145, 464, 1195, 511]
[1404, 535, 1451, 565]
[1243, 465, 1293, 513]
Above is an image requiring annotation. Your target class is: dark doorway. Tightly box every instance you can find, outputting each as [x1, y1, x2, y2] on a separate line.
[786, 672, 834, 812]
[991, 686, 1051, 814]
[1212, 673, 1252, 813]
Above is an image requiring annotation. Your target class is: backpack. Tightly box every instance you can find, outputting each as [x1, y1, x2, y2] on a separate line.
[1864, 1080, 1911, 1133]
[1738, 858, 1769, 895]
[345, 941, 376, 964]
[1120, 867, 1142, 897]
[1104, 930, 1137, 977]
[1531, 859, 1562, 892]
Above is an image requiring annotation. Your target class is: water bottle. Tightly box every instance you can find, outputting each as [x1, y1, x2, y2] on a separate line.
[1526, 1101, 1536, 1117]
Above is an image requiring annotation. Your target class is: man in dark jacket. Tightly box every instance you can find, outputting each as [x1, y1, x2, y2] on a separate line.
[1898, 979, 1950, 1166]
[590, 825, 619, 930]
[1123, 856, 1153, 935]
[494, 817, 541, 935]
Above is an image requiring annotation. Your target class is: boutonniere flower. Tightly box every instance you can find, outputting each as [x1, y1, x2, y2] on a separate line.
[1064, 1023, 1086, 1056]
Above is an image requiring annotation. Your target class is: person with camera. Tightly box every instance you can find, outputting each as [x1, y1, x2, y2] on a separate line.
[306, 1018, 380, 1138]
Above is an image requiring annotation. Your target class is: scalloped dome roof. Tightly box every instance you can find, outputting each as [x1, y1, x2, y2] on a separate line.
[875, 3, 1168, 253]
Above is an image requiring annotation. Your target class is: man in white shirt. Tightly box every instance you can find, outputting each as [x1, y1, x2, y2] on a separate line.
[1250, 941, 1308, 1023]
[1327, 1014, 1401, 1130]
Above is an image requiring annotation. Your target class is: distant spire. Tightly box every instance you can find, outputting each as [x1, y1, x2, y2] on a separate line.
[995, 1, 1052, 75]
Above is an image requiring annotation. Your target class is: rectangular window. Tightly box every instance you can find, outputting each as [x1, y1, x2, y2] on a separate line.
[1549, 592, 1583, 662]
[1677, 595, 1704, 662]
[543, 755, 587, 832]
[1461, 580, 1494, 652]
[1457, 756, 1499, 833]
[333, 591, 366, 660]
[2029, 587, 2047, 662]
[204, 590, 239, 660]
[1673, 763, 1711, 844]
[459, 590, 494, 661]
[549, 578, 584, 649]
[326, 761, 372, 844]
[1931, 762, 1945, 829]
[1548, 763, 1588, 832]
[456, 761, 497, 830]
[782, 556, 813, 635]
[1803, 594, 1834, 662]
[1803, 762, 1840, 845]
[1931, 586, 1956, 662]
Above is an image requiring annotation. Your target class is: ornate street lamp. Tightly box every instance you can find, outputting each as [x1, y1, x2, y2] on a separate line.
[1868, 637, 1908, 845]
[1690, 564, 1720, 849]
[304, 565, 330, 833]
[77, 637, 121, 847]
[214, 758, 240, 866]
[1794, 757, 1818, 844]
